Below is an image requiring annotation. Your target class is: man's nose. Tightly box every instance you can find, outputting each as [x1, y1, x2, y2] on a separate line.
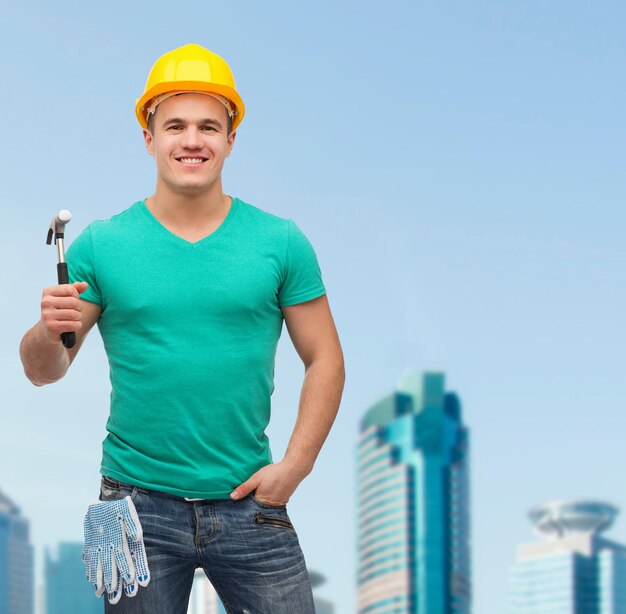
[182, 127, 202, 148]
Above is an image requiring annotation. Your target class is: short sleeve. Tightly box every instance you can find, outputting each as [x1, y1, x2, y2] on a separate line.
[278, 220, 326, 307]
[66, 226, 103, 307]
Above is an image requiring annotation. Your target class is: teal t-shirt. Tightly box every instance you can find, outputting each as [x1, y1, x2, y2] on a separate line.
[67, 198, 326, 499]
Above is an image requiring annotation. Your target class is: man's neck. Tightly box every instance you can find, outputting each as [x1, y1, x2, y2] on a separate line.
[144, 181, 233, 244]
[147, 181, 230, 228]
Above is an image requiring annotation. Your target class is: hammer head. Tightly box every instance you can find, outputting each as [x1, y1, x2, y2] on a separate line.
[46, 210, 72, 245]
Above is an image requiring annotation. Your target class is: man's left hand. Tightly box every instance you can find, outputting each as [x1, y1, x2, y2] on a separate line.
[229, 460, 308, 506]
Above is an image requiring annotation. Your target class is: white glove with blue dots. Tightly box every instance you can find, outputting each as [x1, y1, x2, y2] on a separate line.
[82, 496, 151, 604]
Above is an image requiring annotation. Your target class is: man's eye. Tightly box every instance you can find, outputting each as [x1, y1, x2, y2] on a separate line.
[201, 126, 216, 131]
[167, 125, 183, 130]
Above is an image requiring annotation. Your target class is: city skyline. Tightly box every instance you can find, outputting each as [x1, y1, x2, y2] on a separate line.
[1, 484, 337, 614]
[4, 364, 626, 613]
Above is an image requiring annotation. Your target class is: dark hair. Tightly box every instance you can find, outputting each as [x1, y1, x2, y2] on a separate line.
[146, 101, 233, 135]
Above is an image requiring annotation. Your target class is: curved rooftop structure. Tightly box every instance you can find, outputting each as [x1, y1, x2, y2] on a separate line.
[308, 570, 326, 590]
[529, 500, 619, 538]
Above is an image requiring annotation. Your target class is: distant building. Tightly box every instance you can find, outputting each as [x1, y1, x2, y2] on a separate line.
[310, 570, 335, 613]
[35, 584, 44, 614]
[356, 371, 471, 614]
[45, 542, 101, 614]
[0, 489, 34, 614]
[187, 570, 226, 614]
[509, 500, 626, 613]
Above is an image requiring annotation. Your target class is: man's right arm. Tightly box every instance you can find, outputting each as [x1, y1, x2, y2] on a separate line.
[19, 281, 102, 386]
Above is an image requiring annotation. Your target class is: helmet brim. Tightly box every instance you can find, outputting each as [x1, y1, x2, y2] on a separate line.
[136, 81, 245, 130]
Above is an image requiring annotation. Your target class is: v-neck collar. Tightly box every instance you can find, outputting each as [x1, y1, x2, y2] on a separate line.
[138, 197, 239, 249]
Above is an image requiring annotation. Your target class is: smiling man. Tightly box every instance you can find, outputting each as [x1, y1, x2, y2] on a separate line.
[19, 44, 345, 613]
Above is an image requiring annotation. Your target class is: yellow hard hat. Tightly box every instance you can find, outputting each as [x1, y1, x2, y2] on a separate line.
[136, 44, 245, 130]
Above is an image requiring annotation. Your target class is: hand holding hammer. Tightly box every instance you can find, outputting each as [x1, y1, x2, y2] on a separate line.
[45, 210, 80, 349]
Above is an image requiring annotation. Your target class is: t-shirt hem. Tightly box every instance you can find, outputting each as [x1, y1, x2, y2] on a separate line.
[101, 469, 234, 500]
[279, 287, 326, 307]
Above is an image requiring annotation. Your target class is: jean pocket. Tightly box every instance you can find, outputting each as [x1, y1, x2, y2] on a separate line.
[253, 512, 294, 530]
[249, 492, 287, 510]
[99, 476, 134, 502]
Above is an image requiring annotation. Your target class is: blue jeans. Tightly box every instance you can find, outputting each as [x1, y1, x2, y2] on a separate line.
[98, 476, 316, 613]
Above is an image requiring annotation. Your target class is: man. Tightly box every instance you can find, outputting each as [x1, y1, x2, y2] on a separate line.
[19, 44, 345, 613]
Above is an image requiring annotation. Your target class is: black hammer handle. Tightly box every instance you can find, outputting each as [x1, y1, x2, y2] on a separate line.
[57, 262, 77, 349]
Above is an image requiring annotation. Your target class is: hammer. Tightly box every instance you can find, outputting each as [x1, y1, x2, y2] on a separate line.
[46, 210, 76, 349]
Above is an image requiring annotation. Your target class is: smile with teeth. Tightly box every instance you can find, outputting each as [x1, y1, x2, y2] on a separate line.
[177, 157, 206, 164]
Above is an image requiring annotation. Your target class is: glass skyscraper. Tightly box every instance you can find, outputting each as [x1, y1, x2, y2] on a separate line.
[509, 500, 626, 613]
[45, 542, 102, 614]
[0, 489, 33, 614]
[356, 371, 471, 614]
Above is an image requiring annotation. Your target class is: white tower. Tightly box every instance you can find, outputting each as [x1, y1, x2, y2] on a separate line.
[509, 500, 626, 614]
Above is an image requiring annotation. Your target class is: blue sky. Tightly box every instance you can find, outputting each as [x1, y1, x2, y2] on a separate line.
[2, 2, 626, 612]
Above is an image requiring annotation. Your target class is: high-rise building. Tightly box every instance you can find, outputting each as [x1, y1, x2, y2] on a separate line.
[509, 500, 626, 614]
[45, 542, 102, 614]
[0, 489, 34, 614]
[356, 371, 471, 614]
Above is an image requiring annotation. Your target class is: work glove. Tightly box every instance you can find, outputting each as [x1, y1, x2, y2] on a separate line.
[82, 496, 151, 604]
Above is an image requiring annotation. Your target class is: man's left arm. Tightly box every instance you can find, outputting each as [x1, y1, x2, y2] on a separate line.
[230, 294, 345, 505]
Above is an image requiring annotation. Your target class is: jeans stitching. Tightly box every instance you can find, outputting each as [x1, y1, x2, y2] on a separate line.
[193, 502, 220, 545]
[97, 488, 306, 612]
[211, 502, 220, 540]
[193, 504, 201, 546]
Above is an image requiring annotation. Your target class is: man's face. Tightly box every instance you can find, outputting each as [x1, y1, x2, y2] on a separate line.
[143, 93, 236, 196]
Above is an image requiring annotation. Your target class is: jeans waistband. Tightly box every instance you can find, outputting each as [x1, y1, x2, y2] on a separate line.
[102, 475, 209, 502]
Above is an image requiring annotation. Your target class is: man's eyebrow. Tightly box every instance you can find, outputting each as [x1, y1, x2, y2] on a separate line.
[199, 118, 224, 128]
[161, 117, 223, 128]
[162, 118, 185, 127]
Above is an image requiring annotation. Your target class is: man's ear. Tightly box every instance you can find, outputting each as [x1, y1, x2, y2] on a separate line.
[226, 130, 237, 158]
[143, 129, 154, 156]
